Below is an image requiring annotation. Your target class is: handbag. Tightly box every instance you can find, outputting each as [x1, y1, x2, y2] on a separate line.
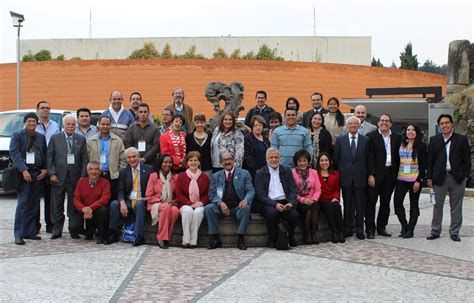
[275, 221, 289, 250]
[3, 162, 22, 192]
[120, 223, 137, 243]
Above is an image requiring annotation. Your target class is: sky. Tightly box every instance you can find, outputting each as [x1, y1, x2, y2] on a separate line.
[1, 0, 472, 66]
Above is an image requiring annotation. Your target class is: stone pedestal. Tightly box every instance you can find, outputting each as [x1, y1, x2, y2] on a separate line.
[447, 40, 471, 95]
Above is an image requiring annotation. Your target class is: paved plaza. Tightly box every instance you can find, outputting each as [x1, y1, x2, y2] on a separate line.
[0, 192, 473, 302]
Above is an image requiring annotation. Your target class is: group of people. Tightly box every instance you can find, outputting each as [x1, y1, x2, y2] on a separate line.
[10, 88, 471, 250]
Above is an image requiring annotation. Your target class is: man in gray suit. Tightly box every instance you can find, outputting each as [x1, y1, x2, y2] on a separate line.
[47, 114, 88, 239]
[334, 116, 370, 239]
[342, 105, 377, 136]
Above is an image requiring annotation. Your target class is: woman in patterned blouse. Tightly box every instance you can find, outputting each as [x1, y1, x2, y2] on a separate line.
[160, 114, 187, 173]
[210, 112, 244, 172]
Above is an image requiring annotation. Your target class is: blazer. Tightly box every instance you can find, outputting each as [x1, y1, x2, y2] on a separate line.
[291, 168, 321, 204]
[318, 171, 341, 203]
[87, 132, 127, 180]
[117, 164, 153, 203]
[333, 133, 369, 188]
[145, 172, 178, 211]
[342, 121, 377, 136]
[309, 127, 333, 158]
[427, 132, 471, 185]
[367, 130, 401, 185]
[10, 129, 47, 173]
[302, 108, 329, 128]
[208, 167, 255, 206]
[164, 103, 194, 134]
[243, 132, 270, 177]
[175, 171, 210, 208]
[47, 132, 88, 187]
[254, 165, 297, 208]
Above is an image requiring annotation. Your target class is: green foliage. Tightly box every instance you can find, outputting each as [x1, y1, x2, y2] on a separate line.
[242, 51, 255, 60]
[153, 115, 161, 125]
[256, 44, 284, 60]
[419, 59, 447, 75]
[33, 49, 53, 61]
[182, 45, 204, 59]
[161, 43, 173, 59]
[213, 48, 229, 59]
[371, 57, 383, 67]
[128, 42, 160, 59]
[22, 51, 35, 62]
[399, 42, 419, 70]
[390, 61, 397, 68]
[55, 54, 65, 61]
[70, 56, 82, 61]
[230, 49, 241, 59]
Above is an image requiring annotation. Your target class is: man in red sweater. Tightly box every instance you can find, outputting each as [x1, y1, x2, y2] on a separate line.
[70, 161, 111, 244]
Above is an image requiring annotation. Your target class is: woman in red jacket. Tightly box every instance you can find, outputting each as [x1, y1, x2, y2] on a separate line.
[316, 152, 345, 244]
[145, 154, 179, 249]
[176, 151, 210, 248]
[160, 114, 187, 173]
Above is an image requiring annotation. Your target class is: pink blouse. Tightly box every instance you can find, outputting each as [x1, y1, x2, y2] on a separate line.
[291, 168, 322, 204]
[145, 172, 178, 211]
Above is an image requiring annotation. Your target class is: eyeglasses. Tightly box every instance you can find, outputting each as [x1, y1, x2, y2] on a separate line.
[39, 106, 50, 110]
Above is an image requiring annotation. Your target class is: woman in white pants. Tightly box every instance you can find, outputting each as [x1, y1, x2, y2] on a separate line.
[176, 151, 210, 248]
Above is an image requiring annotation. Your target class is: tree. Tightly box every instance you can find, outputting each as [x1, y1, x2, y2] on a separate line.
[55, 54, 65, 61]
[399, 42, 419, 70]
[390, 61, 397, 68]
[242, 51, 255, 60]
[230, 49, 241, 59]
[371, 57, 383, 67]
[182, 45, 204, 59]
[419, 59, 447, 75]
[213, 48, 229, 59]
[128, 42, 160, 59]
[70, 56, 82, 60]
[22, 51, 34, 62]
[33, 50, 53, 61]
[255, 44, 284, 61]
[161, 43, 173, 59]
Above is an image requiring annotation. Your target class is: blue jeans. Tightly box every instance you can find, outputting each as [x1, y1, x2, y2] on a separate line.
[204, 203, 251, 235]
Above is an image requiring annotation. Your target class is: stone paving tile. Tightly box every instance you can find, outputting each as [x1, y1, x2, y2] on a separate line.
[199, 251, 474, 302]
[293, 238, 474, 281]
[0, 247, 146, 302]
[116, 247, 263, 302]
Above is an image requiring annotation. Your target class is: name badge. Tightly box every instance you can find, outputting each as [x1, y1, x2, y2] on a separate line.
[138, 140, 146, 152]
[130, 190, 138, 200]
[216, 188, 223, 199]
[403, 164, 411, 174]
[67, 153, 75, 165]
[100, 154, 106, 164]
[26, 152, 35, 164]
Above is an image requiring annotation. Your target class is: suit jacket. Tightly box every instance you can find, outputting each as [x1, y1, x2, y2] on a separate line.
[164, 103, 194, 134]
[427, 132, 471, 185]
[342, 121, 377, 136]
[334, 133, 369, 188]
[302, 108, 329, 128]
[117, 164, 153, 202]
[255, 165, 297, 208]
[47, 132, 88, 187]
[87, 132, 127, 180]
[367, 130, 401, 185]
[10, 129, 47, 173]
[208, 167, 255, 207]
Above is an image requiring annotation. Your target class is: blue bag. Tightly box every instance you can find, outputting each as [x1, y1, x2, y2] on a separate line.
[121, 223, 137, 243]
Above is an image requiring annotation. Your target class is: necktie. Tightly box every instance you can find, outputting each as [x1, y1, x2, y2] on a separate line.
[359, 123, 365, 135]
[351, 136, 357, 159]
[227, 171, 233, 183]
[131, 168, 140, 208]
[67, 136, 72, 152]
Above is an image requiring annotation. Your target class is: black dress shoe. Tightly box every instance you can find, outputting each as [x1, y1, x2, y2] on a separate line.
[450, 235, 461, 242]
[356, 233, 365, 240]
[303, 236, 312, 245]
[105, 231, 118, 245]
[189, 244, 197, 249]
[158, 240, 168, 249]
[132, 236, 145, 246]
[402, 230, 414, 238]
[426, 234, 440, 240]
[366, 232, 375, 239]
[15, 237, 25, 245]
[24, 235, 41, 240]
[344, 232, 353, 238]
[398, 225, 408, 237]
[238, 238, 247, 250]
[312, 235, 320, 245]
[71, 234, 80, 239]
[331, 232, 339, 244]
[377, 229, 392, 237]
[208, 238, 222, 249]
[181, 243, 190, 249]
[84, 235, 94, 240]
[289, 235, 297, 247]
[339, 233, 345, 243]
[50, 234, 62, 240]
[96, 238, 105, 244]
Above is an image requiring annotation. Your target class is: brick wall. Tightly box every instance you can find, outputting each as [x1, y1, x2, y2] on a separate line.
[0, 59, 446, 118]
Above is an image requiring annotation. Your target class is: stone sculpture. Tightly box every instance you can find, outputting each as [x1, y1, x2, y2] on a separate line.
[204, 81, 245, 131]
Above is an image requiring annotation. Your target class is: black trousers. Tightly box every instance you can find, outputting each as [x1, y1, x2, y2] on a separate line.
[318, 202, 344, 233]
[366, 167, 395, 233]
[342, 186, 365, 234]
[50, 174, 76, 236]
[393, 180, 421, 229]
[101, 172, 118, 201]
[69, 206, 109, 239]
[260, 204, 299, 242]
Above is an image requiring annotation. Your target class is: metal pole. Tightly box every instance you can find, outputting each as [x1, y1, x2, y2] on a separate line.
[16, 24, 21, 110]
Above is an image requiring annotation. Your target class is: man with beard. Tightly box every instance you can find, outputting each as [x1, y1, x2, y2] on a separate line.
[164, 88, 194, 134]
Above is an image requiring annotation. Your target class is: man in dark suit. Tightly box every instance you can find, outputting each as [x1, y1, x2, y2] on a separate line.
[334, 116, 370, 239]
[47, 114, 88, 239]
[255, 147, 299, 248]
[205, 151, 255, 250]
[302, 92, 328, 128]
[107, 147, 153, 246]
[426, 114, 471, 242]
[366, 114, 401, 238]
[10, 113, 48, 245]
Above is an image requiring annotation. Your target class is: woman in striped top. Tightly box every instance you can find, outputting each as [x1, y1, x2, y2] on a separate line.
[393, 124, 427, 238]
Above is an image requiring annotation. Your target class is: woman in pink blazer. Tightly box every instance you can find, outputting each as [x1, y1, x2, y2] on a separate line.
[291, 150, 321, 245]
[145, 154, 179, 249]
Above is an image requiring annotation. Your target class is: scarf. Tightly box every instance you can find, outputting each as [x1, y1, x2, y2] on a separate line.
[108, 104, 124, 124]
[310, 127, 322, 165]
[159, 171, 173, 203]
[186, 168, 202, 203]
[295, 167, 310, 196]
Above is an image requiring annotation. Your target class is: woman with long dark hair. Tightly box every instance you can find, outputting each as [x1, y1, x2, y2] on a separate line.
[160, 114, 187, 172]
[393, 124, 427, 238]
[210, 112, 244, 172]
[324, 97, 345, 146]
[186, 113, 212, 175]
[307, 111, 333, 165]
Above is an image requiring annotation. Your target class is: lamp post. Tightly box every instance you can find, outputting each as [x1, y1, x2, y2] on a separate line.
[10, 11, 25, 110]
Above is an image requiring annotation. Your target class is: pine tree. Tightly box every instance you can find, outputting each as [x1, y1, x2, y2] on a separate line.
[371, 57, 383, 67]
[399, 42, 419, 70]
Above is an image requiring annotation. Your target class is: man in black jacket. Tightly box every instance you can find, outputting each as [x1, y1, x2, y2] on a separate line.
[426, 114, 471, 242]
[244, 90, 275, 128]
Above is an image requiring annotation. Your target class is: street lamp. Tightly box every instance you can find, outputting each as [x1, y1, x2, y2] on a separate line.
[10, 11, 25, 110]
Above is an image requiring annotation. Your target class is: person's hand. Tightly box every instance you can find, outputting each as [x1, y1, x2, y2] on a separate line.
[239, 200, 248, 209]
[192, 202, 203, 209]
[82, 207, 93, 219]
[426, 179, 432, 188]
[37, 169, 48, 181]
[275, 203, 285, 212]
[284, 203, 293, 210]
[220, 202, 230, 216]
[22, 170, 32, 182]
[120, 200, 128, 217]
[50, 175, 58, 184]
[303, 198, 313, 205]
[368, 175, 375, 188]
[413, 181, 420, 193]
